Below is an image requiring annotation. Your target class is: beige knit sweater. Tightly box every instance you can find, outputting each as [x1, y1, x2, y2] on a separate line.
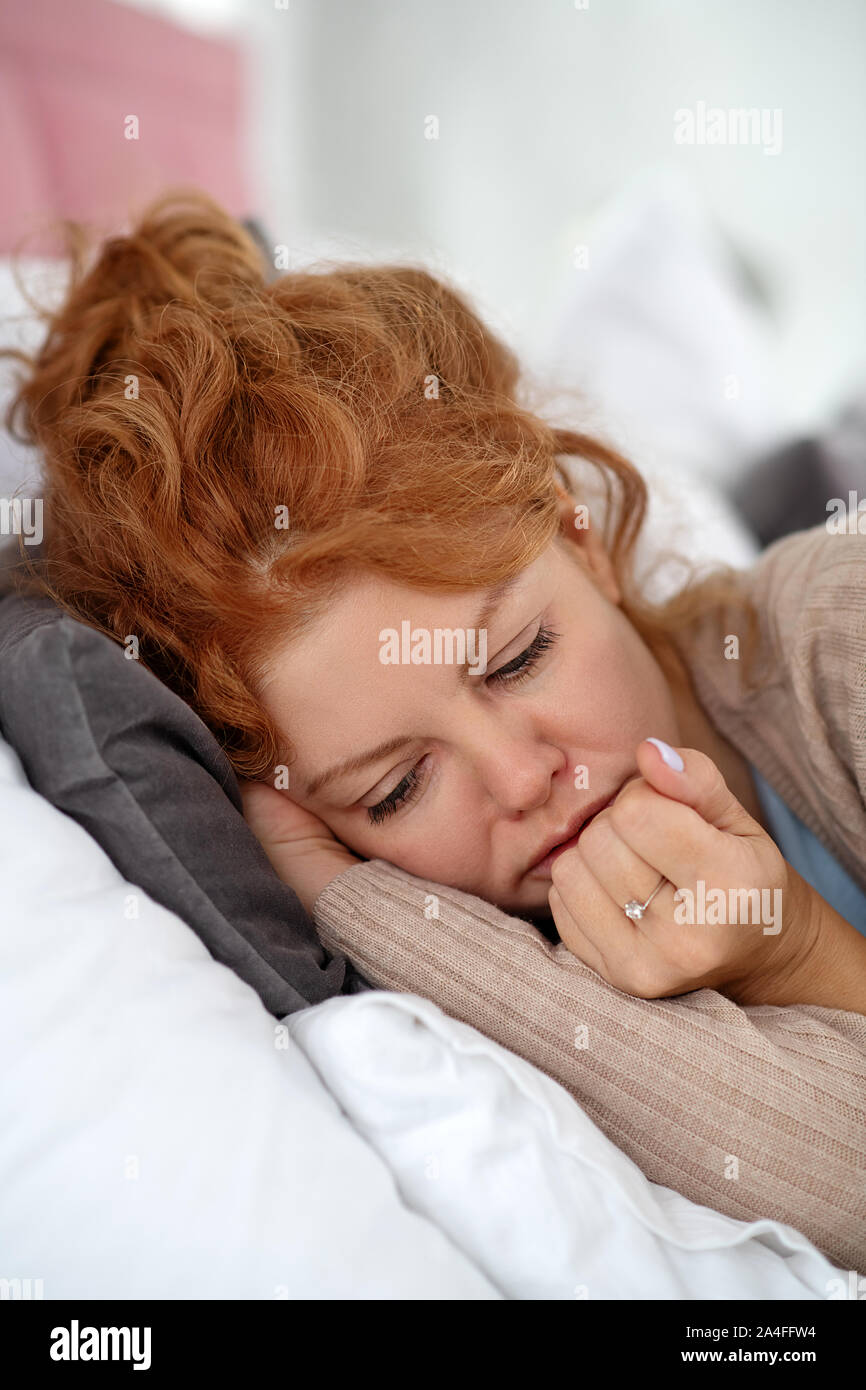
[314, 524, 866, 1273]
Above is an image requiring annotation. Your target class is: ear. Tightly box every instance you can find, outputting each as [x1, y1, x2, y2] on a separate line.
[554, 479, 622, 606]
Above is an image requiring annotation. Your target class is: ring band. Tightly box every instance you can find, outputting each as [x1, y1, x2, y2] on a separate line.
[623, 874, 666, 921]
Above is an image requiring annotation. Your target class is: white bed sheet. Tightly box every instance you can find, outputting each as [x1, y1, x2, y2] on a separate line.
[288, 992, 845, 1300]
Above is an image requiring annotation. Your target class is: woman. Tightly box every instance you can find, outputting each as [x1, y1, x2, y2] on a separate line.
[6, 191, 866, 1269]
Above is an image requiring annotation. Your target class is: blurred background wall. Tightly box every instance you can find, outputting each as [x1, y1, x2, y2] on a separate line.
[132, 0, 866, 438]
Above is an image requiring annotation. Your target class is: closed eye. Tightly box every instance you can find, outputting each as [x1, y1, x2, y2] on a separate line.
[365, 624, 560, 825]
[487, 622, 559, 685]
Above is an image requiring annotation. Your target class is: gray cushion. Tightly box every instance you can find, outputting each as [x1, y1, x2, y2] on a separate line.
[0, 577, 372, 1015]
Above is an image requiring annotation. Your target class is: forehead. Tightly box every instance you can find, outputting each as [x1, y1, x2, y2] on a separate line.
[260, 566, 503, 709]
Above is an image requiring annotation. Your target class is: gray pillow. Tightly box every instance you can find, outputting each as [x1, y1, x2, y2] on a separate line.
[0, 576, 372, 1016]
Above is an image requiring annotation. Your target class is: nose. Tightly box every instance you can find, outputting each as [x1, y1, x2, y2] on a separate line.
[461, 708, 567, 815]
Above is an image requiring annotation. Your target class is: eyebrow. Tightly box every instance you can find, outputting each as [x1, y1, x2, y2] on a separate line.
[300, 574, 519, 799]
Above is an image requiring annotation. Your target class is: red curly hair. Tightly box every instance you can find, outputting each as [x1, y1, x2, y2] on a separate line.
[3, 190, 763, 780]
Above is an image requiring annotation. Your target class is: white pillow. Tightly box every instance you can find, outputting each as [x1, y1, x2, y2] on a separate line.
[535, 168, 794, 599]
[0, 734, 498, 1299]
[538, 167, 792, 491]
[288, 991, 846, 1301]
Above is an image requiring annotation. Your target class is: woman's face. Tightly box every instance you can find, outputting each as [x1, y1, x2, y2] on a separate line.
[256, 524, 683, 915]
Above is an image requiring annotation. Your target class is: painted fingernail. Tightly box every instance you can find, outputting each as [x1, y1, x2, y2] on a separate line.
[645, 737, 684, 772]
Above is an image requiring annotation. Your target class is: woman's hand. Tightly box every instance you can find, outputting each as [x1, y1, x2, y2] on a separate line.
[548, 739, 818, 1004]
[239, 781, 362, 916]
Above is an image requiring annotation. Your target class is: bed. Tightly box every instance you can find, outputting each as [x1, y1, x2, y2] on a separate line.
[0, 728, 847, 1300]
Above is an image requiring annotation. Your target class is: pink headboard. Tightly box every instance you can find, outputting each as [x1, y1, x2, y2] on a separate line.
[0, 0, 250, 255]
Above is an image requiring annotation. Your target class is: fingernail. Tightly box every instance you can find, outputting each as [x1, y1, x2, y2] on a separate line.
[645, 737, 684, 772]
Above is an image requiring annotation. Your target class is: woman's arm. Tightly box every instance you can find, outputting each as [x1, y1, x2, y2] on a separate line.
[239, 775, 866, 1267]
[729, 866, 866, 1014]
[313, 857, 866, 1275]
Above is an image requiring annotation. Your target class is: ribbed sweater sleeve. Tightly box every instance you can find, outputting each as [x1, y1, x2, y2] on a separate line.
[314, 857, 866, 1273]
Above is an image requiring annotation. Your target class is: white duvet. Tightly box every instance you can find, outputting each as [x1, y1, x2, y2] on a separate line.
[0, 734, 845, 1299]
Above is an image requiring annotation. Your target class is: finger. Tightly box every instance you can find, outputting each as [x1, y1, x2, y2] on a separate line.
[603, 776, 730, 896]
[550, 854, 683, 998]
[548, 882, 612, 979]
[587, 780, 763, 967]
[549, 839, 661, 979]
[554, 810, 667, 925]
[548, 786, 674, 915]
[636, 739, 760, 838]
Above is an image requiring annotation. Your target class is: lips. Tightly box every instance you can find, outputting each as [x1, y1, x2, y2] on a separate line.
[527, 783, 623, 876]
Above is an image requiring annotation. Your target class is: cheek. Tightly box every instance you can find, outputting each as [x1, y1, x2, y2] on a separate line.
[321, 777, 484, 883]
[561, 606, 671, 733]
[553, 616, 626, 727]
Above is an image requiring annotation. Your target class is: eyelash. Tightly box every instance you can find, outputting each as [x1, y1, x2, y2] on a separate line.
[365, 623, 560, 825]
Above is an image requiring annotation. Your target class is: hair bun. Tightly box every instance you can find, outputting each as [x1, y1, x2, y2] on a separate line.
[6, 190, 266, 443]
[104, 189, 266, 305]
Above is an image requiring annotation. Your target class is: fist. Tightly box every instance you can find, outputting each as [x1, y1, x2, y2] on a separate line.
[548, 738, 814, 1002]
